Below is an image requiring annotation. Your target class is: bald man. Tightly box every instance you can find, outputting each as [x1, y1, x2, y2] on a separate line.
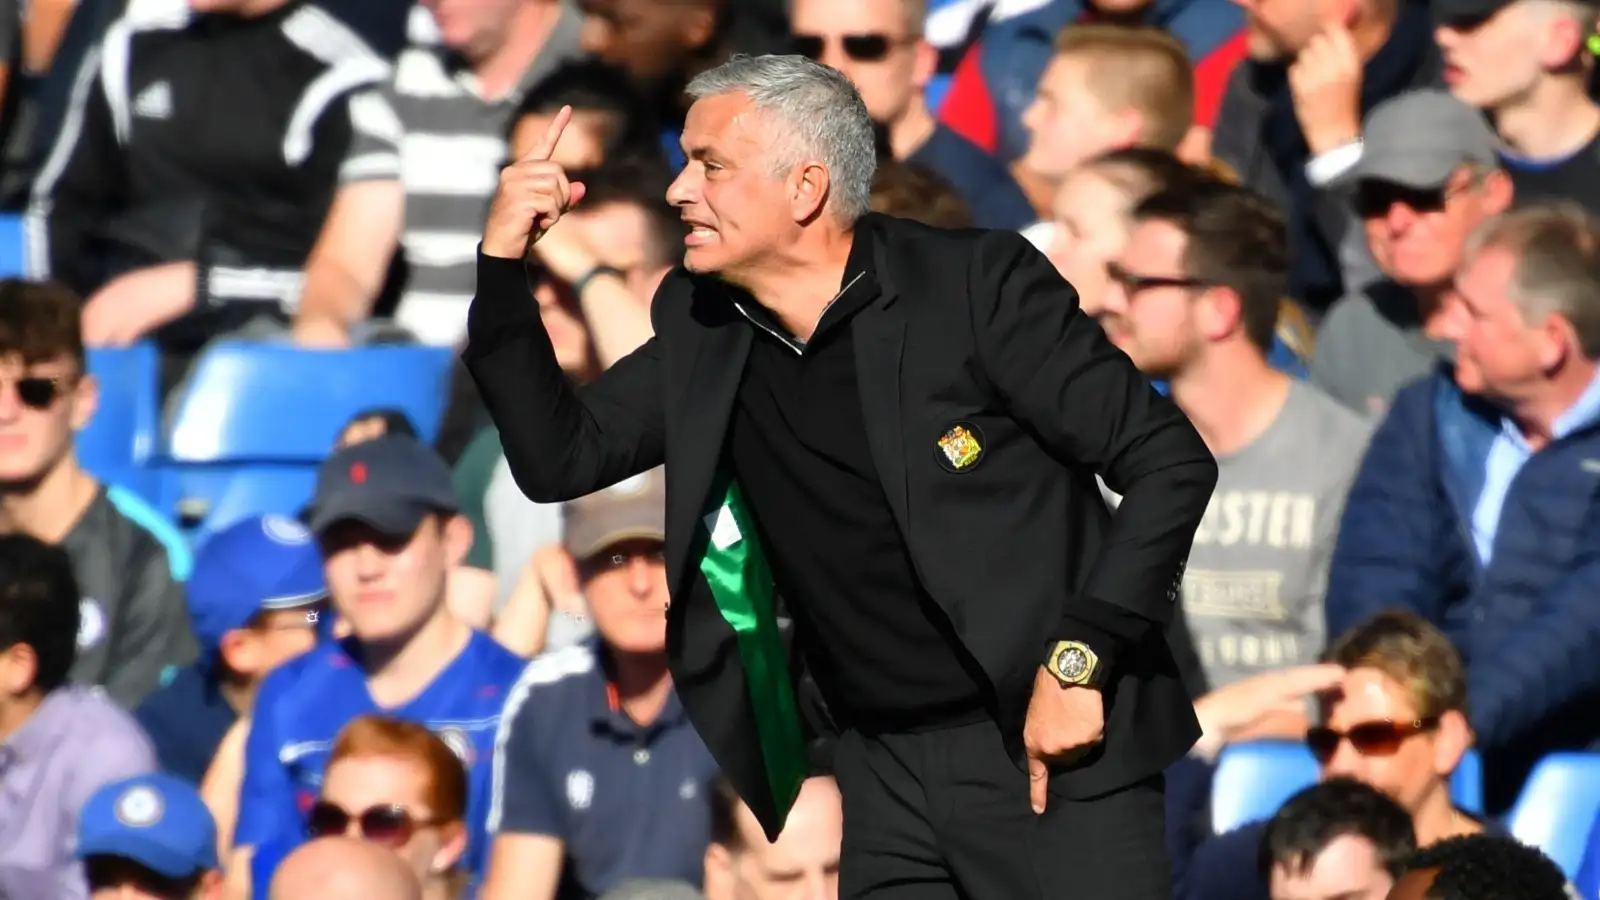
[269, 837, 421, 900]
[704, 776, 843, 900]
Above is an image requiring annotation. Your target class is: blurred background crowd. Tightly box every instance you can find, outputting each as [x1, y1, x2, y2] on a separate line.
[6, 0, 1600, 897]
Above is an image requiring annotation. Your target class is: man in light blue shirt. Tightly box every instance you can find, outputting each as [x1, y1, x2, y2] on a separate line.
[0, 534, 158, 900]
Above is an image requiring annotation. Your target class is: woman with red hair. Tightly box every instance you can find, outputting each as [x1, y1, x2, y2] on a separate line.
[308, 716, 471, 900]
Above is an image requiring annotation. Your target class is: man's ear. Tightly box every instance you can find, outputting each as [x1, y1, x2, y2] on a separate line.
[217, 628, 259, 679]
[70, 371, 99, 432]
[703, 843, 736, 900]
[790, 161, 831, 224]
[443, 514, 474, 569]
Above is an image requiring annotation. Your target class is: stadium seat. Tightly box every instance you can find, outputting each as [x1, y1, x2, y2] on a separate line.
[82, 343, 162, 476]
[167, 343, 454, 463]
[0, 214, 25, 277]
[1507, 753, 1600, 878]
[1211, 741, 1485, 833]
[160, 343, 454, 539]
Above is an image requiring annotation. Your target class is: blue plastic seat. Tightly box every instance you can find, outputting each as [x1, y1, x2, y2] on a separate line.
[1507, 753, 1600, 878]
[82, 343, 162, 477]
[167, 343, 453, 463]
[160, 343, 454, 538]
[1211, 741, 1484, 833]
[0, 214, 26, 277]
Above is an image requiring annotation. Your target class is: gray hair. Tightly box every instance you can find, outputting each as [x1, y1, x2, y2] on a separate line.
[685, 54, 877, 222]
[1463, 202, 1600, 357]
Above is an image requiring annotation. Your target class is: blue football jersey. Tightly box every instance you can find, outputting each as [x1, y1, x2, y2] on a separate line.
[236, 631, 525, 889]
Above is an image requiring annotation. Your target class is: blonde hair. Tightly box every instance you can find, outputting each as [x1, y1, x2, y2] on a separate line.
[1053, 25, 1195, 153]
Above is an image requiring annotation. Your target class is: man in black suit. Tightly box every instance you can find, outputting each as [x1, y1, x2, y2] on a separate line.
[466, 53, 1217, 900]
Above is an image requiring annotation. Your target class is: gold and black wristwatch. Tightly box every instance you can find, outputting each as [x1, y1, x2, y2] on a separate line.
[1045, 640, 1108, 688]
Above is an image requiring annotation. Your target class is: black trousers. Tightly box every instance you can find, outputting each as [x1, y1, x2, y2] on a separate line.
[834, 718, 1170, 900]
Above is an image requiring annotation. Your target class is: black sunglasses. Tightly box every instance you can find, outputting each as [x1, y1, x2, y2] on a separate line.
[1306, 716, 1441, 764]
[792, 33, 902, 62]
[306, 801, 444, 847]
[3, 376, 63, 410]
[579, 544, 666, 580]
[1352, 181, 1456, 220]
[1106, 262, 1211, 295]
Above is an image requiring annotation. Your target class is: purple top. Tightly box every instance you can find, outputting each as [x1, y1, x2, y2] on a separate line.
[0, 687, 158, 900]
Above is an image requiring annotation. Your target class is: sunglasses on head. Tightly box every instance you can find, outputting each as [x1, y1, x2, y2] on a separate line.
[792, 33, 902, 62]
[1306, 716, 1440, 764]
[306, 801, 443, 847]
[3, 376, 63, 410]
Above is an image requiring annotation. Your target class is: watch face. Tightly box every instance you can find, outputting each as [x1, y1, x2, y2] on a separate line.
[1057, 647, 1090, 681]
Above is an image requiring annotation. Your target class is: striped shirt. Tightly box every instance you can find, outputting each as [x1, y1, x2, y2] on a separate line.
[342, 4, 585, 347]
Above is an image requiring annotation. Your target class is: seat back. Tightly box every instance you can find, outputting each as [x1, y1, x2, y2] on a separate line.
[1212, 741, 1486, 833]
[82, 343, 162, 474]
[161, 344, 453, 537]
[0, 214, 25, 277]
[1508, 753, 1600, 878]
[166, 343, 454, 464]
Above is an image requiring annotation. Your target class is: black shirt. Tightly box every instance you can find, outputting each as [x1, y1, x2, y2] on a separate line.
[1503, 129, 1600, 216]
[727, 228, 987, 728]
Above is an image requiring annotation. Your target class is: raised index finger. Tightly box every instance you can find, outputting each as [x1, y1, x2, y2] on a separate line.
[524, 104, 573, 163]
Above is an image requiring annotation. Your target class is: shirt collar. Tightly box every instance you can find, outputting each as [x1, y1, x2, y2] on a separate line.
[587, 640, 689, 739]
[736, 220, 882, 351]
[1498, 365, 1600, 449]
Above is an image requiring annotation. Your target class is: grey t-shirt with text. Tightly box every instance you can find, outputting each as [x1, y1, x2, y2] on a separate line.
[1181, 381, 1372, 689]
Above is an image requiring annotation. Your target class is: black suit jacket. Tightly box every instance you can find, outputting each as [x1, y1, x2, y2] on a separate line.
[464, 214, 1218, 840]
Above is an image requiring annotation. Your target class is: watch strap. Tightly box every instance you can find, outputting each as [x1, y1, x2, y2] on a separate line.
[571, 264, 625, 297]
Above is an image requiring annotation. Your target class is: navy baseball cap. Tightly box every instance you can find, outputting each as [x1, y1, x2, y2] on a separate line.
[188, 515, 327, 661]
[306, 435, 459, 537]
[77, 774, 219, 878]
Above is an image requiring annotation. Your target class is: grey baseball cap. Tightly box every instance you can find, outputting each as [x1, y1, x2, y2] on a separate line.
[1351, 89, 1501, 190]
[306, 435, 458, 537]
[563, 468, 666, 560]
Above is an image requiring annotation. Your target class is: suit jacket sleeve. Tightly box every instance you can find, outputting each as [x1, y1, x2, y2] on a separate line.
[461, 250, 666, 503]
[968, 229, 1218, 665]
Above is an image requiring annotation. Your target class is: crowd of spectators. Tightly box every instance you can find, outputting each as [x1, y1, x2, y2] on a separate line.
[5, 0, 1600, 897]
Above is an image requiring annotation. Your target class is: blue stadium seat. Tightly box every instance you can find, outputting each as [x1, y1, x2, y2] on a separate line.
[0, 214, 25, 277]
[1507, 753, 1600, 878]
[82, 343, 162, 476]
[160, 343, 454, 538]
[1211, 741, 1485, 833]
[167, 343, 453, 463]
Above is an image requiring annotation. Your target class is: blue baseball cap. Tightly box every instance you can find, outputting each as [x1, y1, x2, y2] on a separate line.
[306, 435, 458, 537]
[187, 514, 327, 662]
[77, 773, 219, 878]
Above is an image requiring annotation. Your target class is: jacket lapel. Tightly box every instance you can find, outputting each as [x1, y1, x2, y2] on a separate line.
[854, 236, 910, 532]
[665, 281, 754, 605]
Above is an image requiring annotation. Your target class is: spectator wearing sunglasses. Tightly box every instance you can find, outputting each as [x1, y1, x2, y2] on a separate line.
[75, 773, 222, 900]
[1180, 610, 1485, 900]
[308, 715, 470, 899]
[0, 279, 194, 709]
[135, 514, 328, 786]
[1436, 0, 1600, 216]
[483, 468, 720, 900]
[788, 0, 1034, 229]
[1311, 91, 1510, 419]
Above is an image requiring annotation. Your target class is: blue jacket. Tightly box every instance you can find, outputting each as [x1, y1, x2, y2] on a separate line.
[1326, 369, 1600, 805]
